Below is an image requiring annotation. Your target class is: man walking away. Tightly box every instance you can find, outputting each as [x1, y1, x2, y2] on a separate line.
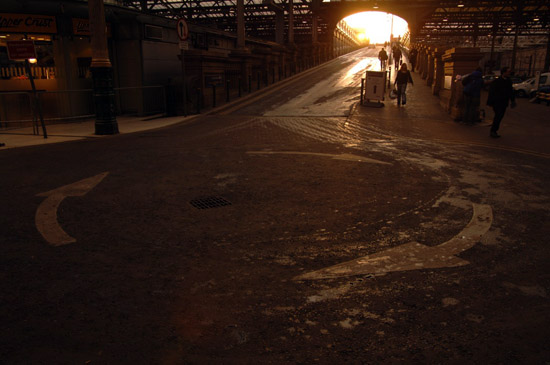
[378, 48, 388, 70]
[486, 66, 516, 138]
[393, 47, 402, 69]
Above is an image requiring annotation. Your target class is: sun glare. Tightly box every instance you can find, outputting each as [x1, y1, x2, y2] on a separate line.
[343, 11, 408, 44]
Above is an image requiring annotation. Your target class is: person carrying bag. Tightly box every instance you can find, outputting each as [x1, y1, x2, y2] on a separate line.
[394, 63, 413, 106]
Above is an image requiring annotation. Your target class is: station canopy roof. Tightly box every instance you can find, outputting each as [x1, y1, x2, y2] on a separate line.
[119, 0, 550, 47]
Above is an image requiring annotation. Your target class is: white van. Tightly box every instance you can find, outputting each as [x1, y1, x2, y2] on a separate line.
[513, 72, 550, 97]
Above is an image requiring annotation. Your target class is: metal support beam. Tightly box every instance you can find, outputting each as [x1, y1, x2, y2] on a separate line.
[288, 0, 294, 45]
[237, 0, 245, 48]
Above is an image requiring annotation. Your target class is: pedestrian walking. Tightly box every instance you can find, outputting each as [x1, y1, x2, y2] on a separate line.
[409, 48, 418, 72]
[393, 47, 402, 69]
[394, 63, 413, 106]
[378, 48, 388, 70]
[486, 66, 516, 138]
[462, 67, 484, 124]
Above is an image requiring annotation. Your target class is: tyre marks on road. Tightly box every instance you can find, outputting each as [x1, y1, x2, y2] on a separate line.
[247, 150, 391, 165]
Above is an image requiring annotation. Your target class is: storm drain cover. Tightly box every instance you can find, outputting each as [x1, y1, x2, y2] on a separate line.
[190, 196, 232, 209]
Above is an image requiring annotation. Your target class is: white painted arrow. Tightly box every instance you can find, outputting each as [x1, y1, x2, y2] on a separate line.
[35, 172, 109, 246]
[294, 203, 493, 280]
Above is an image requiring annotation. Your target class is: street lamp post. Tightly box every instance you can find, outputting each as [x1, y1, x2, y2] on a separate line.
[88, 0, 118, 135]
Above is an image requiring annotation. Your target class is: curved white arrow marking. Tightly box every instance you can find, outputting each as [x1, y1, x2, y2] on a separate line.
[294, 203, 493, 280]
[35, 172, 109, 246]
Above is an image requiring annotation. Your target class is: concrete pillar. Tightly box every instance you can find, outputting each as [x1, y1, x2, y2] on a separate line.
[432, 48, 445, 96]
[441, 47, 483, 119]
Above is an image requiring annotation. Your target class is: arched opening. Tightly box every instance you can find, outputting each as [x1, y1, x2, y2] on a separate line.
[342, 11, 409, 46]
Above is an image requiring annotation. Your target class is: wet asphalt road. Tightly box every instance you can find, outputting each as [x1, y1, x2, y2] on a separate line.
[1, 48, 549, 363]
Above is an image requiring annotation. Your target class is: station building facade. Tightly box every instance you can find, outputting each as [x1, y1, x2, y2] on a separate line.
[0, 1, 355, 124]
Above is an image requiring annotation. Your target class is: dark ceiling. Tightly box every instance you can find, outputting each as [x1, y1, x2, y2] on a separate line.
[120, 0, 550, 47]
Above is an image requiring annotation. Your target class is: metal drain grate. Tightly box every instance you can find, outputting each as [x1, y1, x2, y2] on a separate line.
[190, 196, 232, 209]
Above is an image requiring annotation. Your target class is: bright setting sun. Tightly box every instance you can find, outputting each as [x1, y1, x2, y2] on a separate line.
[343, 11, 408, 44]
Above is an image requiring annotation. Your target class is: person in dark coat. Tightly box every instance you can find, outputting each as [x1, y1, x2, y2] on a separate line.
[409, 48, 418, 72]
[378, 48, 388, 70]
[486, 66, 516, 138]
[393, 47, 402, 69]
[462, 67, 484, 124]
[394, 63, 413, 106]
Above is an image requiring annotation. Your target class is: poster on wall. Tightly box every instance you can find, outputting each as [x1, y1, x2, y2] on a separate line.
[6, 40, 36, 60]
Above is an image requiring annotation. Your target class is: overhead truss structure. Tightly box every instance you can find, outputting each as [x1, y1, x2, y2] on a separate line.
[119, 0, 550, 47]
[418, 0, 550, 47]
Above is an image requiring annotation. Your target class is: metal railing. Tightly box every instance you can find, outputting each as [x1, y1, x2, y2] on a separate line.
[0, 85, 167, 132]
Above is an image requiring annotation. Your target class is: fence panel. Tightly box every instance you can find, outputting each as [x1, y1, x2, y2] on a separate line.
[38, 89, 95, 122]
[0, 92, 34, 130]
[1, 86, 167, 130]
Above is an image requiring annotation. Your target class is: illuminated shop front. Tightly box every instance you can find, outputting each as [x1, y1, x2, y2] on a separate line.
[0, 13, 110, 92]
[0, 13, 59, 86]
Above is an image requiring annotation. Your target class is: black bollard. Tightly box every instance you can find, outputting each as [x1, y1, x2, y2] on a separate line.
[196, 88, 201, 114]
[238, 77, 242, 97]
[226, 79, 230, 102]
[212, 85, 216, 108]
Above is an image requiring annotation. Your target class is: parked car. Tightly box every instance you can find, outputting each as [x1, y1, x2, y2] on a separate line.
[510, 76, 523, 85]
[483, 75, 526, 91]
[513, 72, 550, 97]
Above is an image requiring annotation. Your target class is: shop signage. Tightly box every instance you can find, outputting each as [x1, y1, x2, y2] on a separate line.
[6, 40, 36, 60]
[72, 18, 112, 37]
[0, 13, 57, 34]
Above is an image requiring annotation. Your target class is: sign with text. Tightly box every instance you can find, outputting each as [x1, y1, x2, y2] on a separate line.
[72, 18, 112, 37]
[179, 41, 189, 50]
[365, 71, 386, 101]
[7, 40, 36, 60]
[205, 74, 223, 87]
[0, 13, 57, 34]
